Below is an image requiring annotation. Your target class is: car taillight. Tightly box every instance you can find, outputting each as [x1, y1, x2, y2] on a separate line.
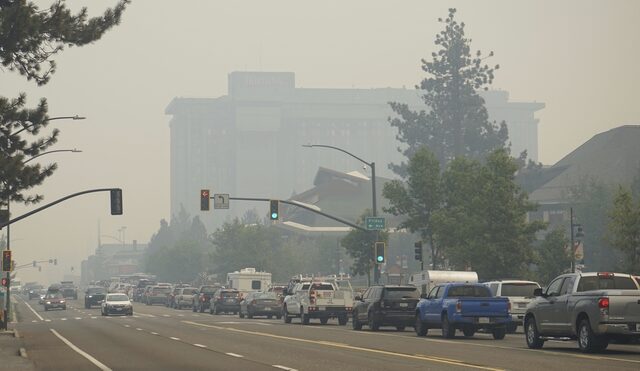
[456, 301, 462, 313]
[507, 301, 511, 313]
[597, 272, 614, 278]
[598, 297, 609, 308]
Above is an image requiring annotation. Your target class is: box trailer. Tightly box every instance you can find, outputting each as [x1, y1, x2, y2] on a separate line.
[409, 270, 478, 296]
[226, 268, 272, 293]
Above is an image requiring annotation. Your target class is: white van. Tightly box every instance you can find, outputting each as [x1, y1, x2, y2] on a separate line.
[484, 280, 541, 332]
[408, 270, 478, 296]
[227, 268, 272, 293]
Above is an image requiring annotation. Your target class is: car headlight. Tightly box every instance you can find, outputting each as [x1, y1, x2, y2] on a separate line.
[88, 295, 93, 298]
[60, 300, 65, 303]
[45, 301, 51, 304]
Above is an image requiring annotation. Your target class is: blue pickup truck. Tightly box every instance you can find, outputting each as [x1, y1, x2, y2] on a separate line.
[415, 283, 512, 339]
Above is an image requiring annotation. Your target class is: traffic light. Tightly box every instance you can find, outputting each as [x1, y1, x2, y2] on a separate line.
[374, 242, 386, 264]
[2, 250, 11, 271]
[1, 277, 8, 287]
[33, 260, 36, 267]
[110, 189, 123, 215]
[269, 200, 279, 220]
[200, 189, 210, 211]
[414, 241, 423, 261]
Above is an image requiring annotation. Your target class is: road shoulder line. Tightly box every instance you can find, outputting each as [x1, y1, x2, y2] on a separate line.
[49, 329, 112, 371]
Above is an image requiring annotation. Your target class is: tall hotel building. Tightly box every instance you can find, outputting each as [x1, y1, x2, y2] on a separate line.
[166, 71, 544, 229]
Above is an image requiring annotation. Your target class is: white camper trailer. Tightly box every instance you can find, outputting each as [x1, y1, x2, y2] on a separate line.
[226, 268, 272, 293]
[409, 270, 478, 296]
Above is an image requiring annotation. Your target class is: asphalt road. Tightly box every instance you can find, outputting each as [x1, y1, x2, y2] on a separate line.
[11, 294, 640, 371]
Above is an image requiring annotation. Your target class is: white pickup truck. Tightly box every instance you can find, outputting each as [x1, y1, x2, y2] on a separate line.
[282, 280, 354, 325]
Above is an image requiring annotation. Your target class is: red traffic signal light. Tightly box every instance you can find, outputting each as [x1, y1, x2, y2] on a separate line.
[200, 189, 210, 211]
[2, 250, 11, 272]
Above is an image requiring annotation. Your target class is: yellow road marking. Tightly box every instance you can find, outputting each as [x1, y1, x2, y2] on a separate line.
[182, 321, 503, 371]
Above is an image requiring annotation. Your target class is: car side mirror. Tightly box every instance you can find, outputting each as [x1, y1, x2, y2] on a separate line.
[533, 288, 544, 297]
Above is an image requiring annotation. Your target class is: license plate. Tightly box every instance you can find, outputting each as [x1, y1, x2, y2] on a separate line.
[318, 306, 326, 311]
[478, 317, 490, 324]
[264, 307, 271, 311]
[115, 308, 122, 311]
[399, 303, 408, 307]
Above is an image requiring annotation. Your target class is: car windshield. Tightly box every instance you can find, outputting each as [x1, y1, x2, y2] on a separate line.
[46, 293, 63, 299]
[152, 287, 171, 294]
[500, 283, 539, 297]
[576, 276, 639, 292]
[87, 288, 106, 294]
[447, 286, 491, 298]
[220, 291, 239, 298]
[383, 288, 419, 299]
[107, 294, 129, 302]
[311, 283, 334, 290]
[255, 292, 278, 300]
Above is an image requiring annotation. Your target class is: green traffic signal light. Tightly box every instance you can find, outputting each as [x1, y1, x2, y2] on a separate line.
[374, 242, 386, 264]
[269, 200, 279, 220]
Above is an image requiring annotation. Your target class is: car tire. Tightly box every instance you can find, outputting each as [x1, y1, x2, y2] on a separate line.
[396, 325, 406, 332]
[128, 311, 133, 316]
[415, 314, 428, 337]
[214, 306, 220, 315]
[463, 326, 476, 337]
[338, 315, 348, 326]
[247, 311, 253, 319]
[276, 315, 282, 320]
[320, 317, 328, 325]
[368, 312, 379, 331]
[200, 305, 205, 313]
[525, 316, 545, 349]
[192, 303, 197, 312]
[44, 307, 49, 312]
[578, 318, 608, 353]
[353, 313, 363, 330]
[283, 306, 292, 324]
[492, 327, 506, 340]
[239, 311, 245, 319]
[441, 315, 455, 339]
[268, 315, 273, 319]
[301, 311, 310, 325]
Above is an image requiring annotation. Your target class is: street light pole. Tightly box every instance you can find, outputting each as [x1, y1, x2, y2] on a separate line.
[302, 144, 380, 283]
[2, 148, 81, 329]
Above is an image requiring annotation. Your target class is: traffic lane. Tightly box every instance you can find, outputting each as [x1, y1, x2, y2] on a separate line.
[170, 314, 640, 371]
[20, 308, 276, 370]
[117, 313, 481, 371]
[124, 301, 640, 370]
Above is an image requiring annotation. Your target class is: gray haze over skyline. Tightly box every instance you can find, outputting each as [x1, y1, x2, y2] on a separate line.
[2, 0, 639, 284]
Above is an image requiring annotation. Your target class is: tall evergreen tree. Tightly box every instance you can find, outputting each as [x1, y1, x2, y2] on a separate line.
[389, 8, 507, 175]
[607, 186, 640, 274]
[0, 0, 129, 209]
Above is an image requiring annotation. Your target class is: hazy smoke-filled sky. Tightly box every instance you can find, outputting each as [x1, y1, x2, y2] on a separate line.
[3, 0, 639, 285]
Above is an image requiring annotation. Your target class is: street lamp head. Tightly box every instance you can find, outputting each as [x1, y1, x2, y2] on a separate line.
[71, 149, 82, 153]
[72, 115, 86, 120]
[302, 144, 313, 148]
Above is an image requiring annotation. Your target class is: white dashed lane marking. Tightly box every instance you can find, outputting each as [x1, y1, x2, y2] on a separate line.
[225, 352, 244, 358]
[170, 337, 181, 341]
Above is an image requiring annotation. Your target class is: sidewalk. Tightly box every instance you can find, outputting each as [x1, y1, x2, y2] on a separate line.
[0, 299, 36, 370]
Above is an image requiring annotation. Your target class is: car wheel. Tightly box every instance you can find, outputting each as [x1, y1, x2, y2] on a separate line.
[525, 316, 545, 349]
[368, 312, 379, 331]
[578, 318, 608, 353]
[441, 315, 455, 338]
[301, 311, 310, 325]
[239, 311, 245, 319]
[352, 313, 362, 330]
[396, 325, 406, 332]
[463, 326, 476, 337]
[247, 311, 253, 319]
[128, 311, 133, 316]
[200, 305, 205, 313]
[492, 327, 506, 340]
[192, 303, 197, 312]
[415, 314, 428, 337]
[214, 305, 220, 315]
[276, 315, 282, 320]
[338, 315, 348, 326]
[320, 317, 328, 325]
[209, 306, 214, 315]
[283, 306, 291, 324]
[268, 315, 273, 319]
[44, 307, 49, 312]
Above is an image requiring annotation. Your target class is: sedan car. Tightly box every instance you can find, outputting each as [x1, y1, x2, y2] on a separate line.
[210, 288, 241, 315]
[239, 292, 281, 319]
[101, 293, 134, 316]
[43, 292, 66, 311]
[85, 286, 107, 308]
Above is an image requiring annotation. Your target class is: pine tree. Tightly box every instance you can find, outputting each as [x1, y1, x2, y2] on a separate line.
[390, 8, 508, 175]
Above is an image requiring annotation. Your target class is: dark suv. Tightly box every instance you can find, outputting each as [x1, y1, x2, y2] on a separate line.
[85, 286, 107, 308]
[209, 288, 241, 315]
[352, 285, 420, 331]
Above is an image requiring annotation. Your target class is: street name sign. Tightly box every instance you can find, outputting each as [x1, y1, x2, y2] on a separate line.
[365, 217, 386, 230]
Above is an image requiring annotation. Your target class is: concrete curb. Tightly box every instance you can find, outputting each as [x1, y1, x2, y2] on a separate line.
[19, 347, 28, 359]
[14, 328, 20, 338]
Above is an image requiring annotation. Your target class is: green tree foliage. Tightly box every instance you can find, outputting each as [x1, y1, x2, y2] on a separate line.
[383, 147, 442, 268]
[433, 149, 544, 279]
[0, 0, 129, 208]
[144, 210, 211, 283]
[568, 179, 618, 271]
[534, 228, 570, 285]
[341, 212, 388, 285]
[607, 186, 640, 274]
[389, 8, 507, 175]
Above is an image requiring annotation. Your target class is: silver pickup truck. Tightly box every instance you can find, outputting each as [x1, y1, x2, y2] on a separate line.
[524, 272, 640, 353]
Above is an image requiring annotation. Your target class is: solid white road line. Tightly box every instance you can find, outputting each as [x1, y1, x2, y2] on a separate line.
[21, 299, 44, 321]
[225, 352, 244, 358]
[49, 329, 112, 371]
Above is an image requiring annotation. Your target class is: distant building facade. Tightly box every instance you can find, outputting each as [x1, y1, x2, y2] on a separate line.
[81, 240, 147, 284]
[165, 71, 544, 228]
